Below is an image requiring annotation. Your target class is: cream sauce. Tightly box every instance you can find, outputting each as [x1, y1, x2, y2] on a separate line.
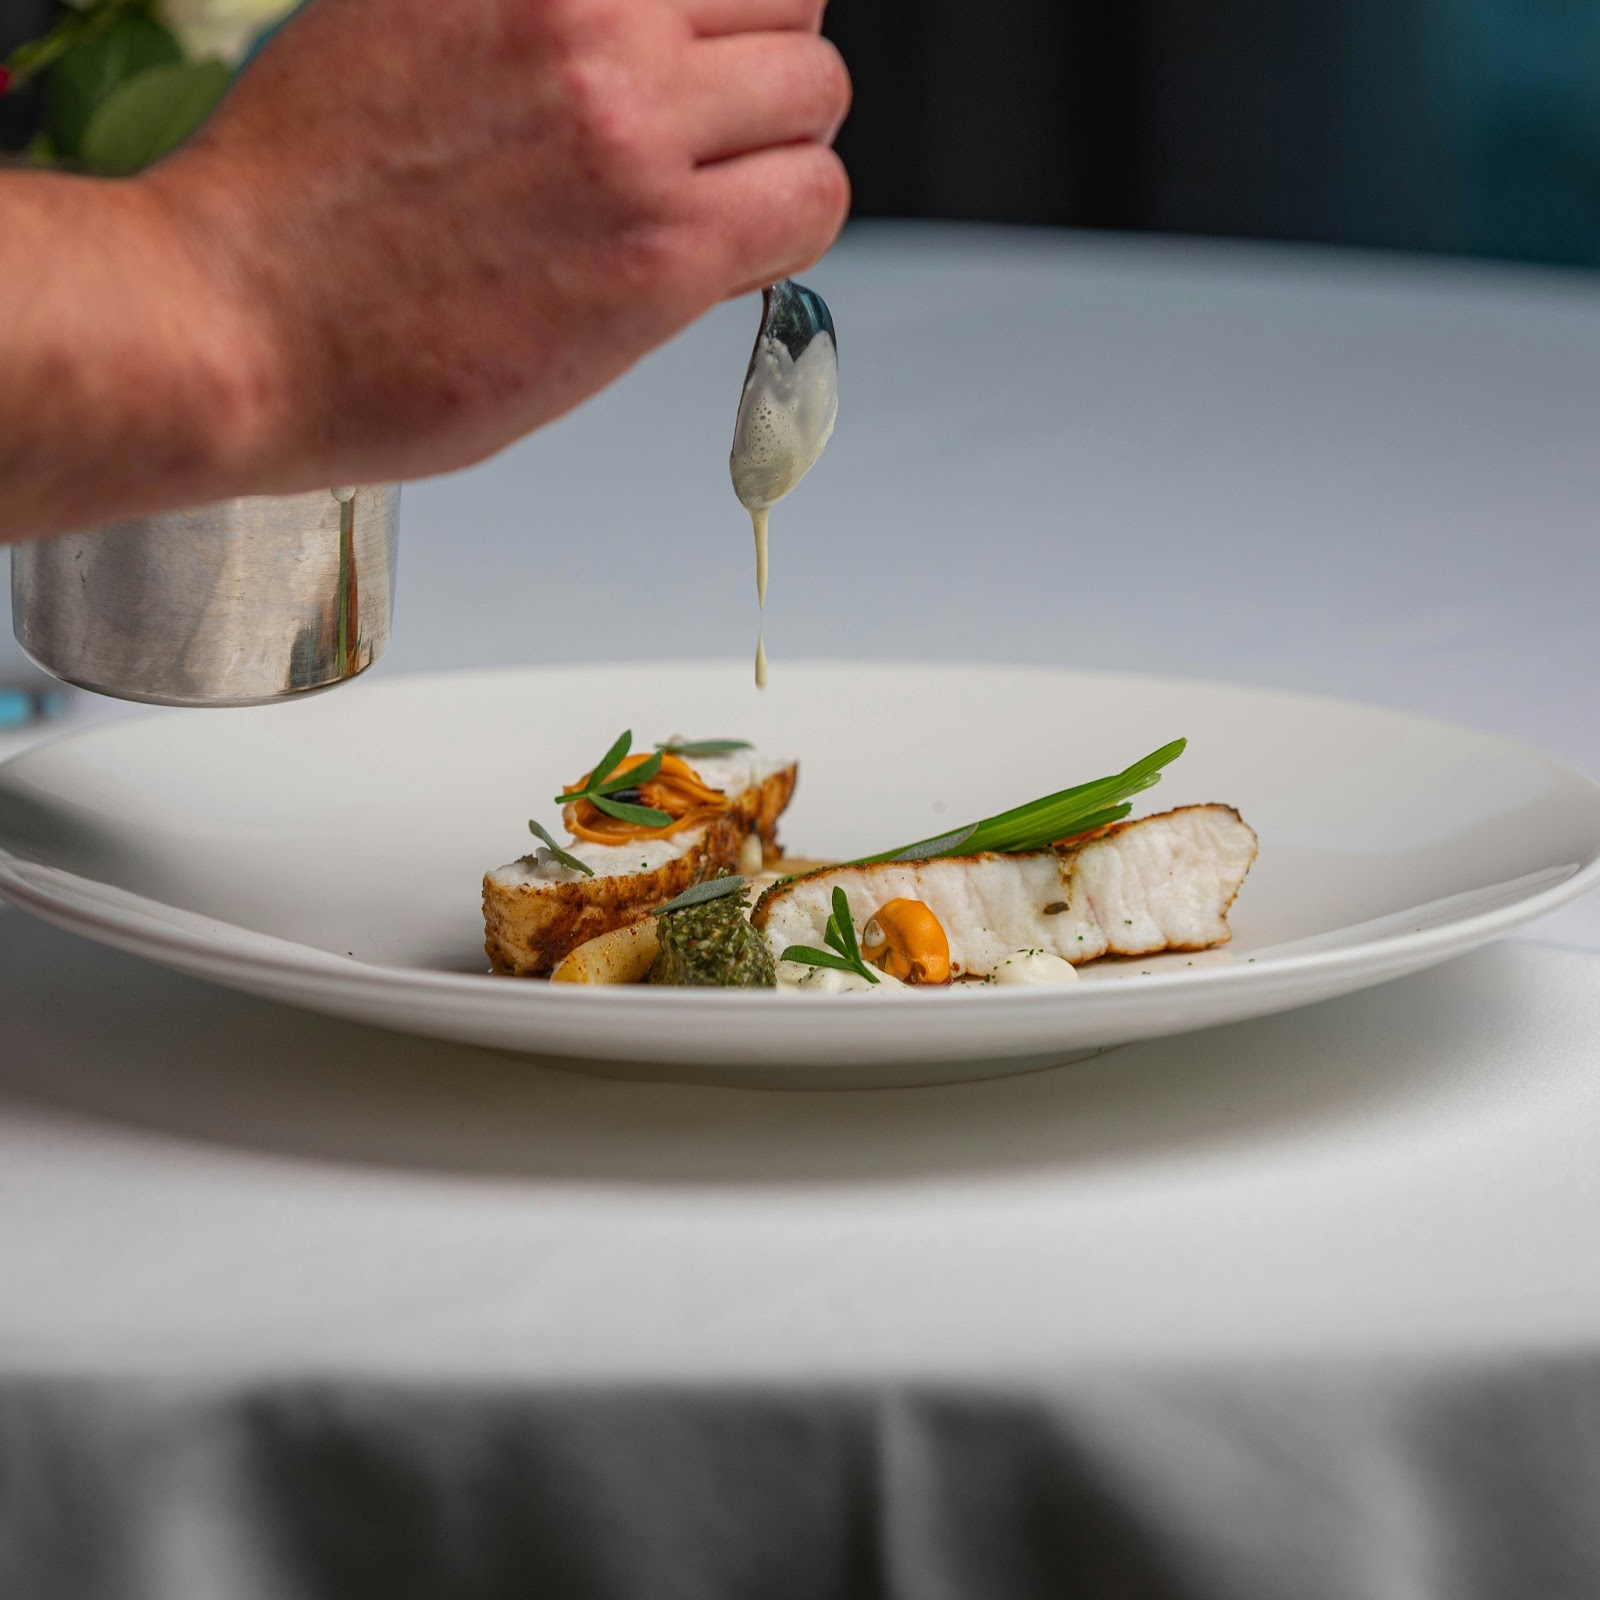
[778, 963, 906, 995]
[751, 506, 770, 686]
[752, 505, 770, 606]
[990, 949, 1082, 987]
[731, 330, 838, 688]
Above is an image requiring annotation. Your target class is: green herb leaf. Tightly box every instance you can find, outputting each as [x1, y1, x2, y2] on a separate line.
[46, 15, 182, 159]
[79, 59, 231, 176]
[527, 819, 593, 878]
[779, 946, 865, 976]
[555, 731, 676, 825]
[784, 889, 879, 983]
[858, 739, 1186, 866]
[893, 823, 979, 863]
[586, 728, 634, 793]
[831, 887, 866, 964]
[589, 793, 674, 827]
[654, 875, 748, 916]
[658, 739, 753, 759]
[596, 749, 663, 794]
[556, 728, 646, 805]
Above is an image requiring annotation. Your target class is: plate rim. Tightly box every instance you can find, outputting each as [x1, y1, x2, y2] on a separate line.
[3, 660, 1598, 1012]
[6, 652, 1599, 770]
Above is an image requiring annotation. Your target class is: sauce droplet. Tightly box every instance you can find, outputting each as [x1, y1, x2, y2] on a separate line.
[751, 506, 770, 688]
[752, 506, 769, 608]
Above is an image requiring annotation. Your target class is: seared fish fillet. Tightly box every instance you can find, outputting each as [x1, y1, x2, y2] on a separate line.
[484, 760, 797, 977]
[752, 805, 1256, 979]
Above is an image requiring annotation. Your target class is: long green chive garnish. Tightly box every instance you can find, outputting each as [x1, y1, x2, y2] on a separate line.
[555, 729, 673, 827]
[526, 819, 594, 878]
[657, 739, 753, 759]
[653, 875, 749, 916]
[854, 738, 1187, 865]
[781, 886, 880, 983]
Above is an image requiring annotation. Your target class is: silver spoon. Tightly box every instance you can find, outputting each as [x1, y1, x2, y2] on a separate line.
[730, 279, 838, 687]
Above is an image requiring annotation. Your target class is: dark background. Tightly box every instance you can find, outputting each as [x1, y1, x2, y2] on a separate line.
[6, 0, 1599, 268]
[823, 0, 1600, 268]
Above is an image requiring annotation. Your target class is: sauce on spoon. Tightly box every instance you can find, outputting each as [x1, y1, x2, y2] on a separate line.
[730, 282, 838, 688]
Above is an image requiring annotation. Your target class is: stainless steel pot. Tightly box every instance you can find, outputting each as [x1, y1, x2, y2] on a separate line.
[10, 486, 400, 707]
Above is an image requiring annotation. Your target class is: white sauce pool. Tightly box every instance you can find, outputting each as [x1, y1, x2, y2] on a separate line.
[778, 963, 906, 995]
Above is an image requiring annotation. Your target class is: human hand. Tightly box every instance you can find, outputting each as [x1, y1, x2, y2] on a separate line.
[154, 0, 851, 493]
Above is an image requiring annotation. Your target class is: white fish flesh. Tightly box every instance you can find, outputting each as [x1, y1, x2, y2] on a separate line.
[752, 805, 1257, 980]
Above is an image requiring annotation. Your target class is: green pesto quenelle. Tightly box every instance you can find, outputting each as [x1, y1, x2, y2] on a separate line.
[648, 876, 776, 988]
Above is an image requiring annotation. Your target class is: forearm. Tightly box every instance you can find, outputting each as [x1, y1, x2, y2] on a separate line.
[0, 167, 276, 543]
[0, 0, 849, 545]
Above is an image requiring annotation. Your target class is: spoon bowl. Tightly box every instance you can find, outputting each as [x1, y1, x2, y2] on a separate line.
[729, 278, 838, 512]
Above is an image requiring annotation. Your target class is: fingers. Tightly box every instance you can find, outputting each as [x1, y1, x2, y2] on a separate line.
[684, 32, 850, 164]
[682, 0, 826, 37]
[689, 142, 850, 295]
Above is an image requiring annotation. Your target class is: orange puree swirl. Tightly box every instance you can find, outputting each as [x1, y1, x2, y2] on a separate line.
[563, 752, 732, 844]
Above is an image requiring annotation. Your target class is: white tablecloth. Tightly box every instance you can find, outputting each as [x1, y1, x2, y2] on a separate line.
[3, 223, 1599, 1596]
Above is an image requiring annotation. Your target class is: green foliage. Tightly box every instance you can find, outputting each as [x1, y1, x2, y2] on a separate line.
[4, 1, 236, 175]
[46, 14, 181, 159]
[554, 730, 673, 828]
[653, 875, 748, 915]
[525, 819, 594, 878]
[781, 887, 881, 984]
[80, 59, 232, 176]
[3, 0, 140, 90]
[857, 739, 1189, 865]
[656, 739, 753, 760]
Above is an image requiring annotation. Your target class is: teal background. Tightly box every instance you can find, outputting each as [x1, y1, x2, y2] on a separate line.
[2, 0, 1597, 267]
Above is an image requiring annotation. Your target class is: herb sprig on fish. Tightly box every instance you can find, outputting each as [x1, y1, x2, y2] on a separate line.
[656, 738, 753, 759]
[526, 819, 594, 878]
[781, 886, 881, 984]
[555, 729, 673, 828]
[653, 874, 748, 916]
[856, 738, 1188, 865]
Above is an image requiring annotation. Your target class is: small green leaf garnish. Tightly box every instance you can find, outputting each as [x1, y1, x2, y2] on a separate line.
[781, 886, 879, 984]
[554, 730, 673, 827]
[527, 819, 593, 878]
[858, 739, 1187, 865]
[657, 739, 753, 759]
[590, 792, 674, 827]
[598, 749, 663, 795]
[587, 728, 633, 790]
[555, 728, 630, 801]
[779, 946, 866, 978]
[829, 888, 869, 967]
[654, 875, 748, 916]
[893, 823, 979, 863]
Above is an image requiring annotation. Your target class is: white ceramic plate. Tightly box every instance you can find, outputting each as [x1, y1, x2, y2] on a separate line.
[1, 662, 1597, 1088]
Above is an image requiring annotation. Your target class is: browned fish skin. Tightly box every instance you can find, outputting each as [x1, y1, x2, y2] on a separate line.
[484, 765, 797, 977]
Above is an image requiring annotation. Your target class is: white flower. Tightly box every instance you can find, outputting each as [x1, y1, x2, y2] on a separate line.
[157, 0, 302, 65]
